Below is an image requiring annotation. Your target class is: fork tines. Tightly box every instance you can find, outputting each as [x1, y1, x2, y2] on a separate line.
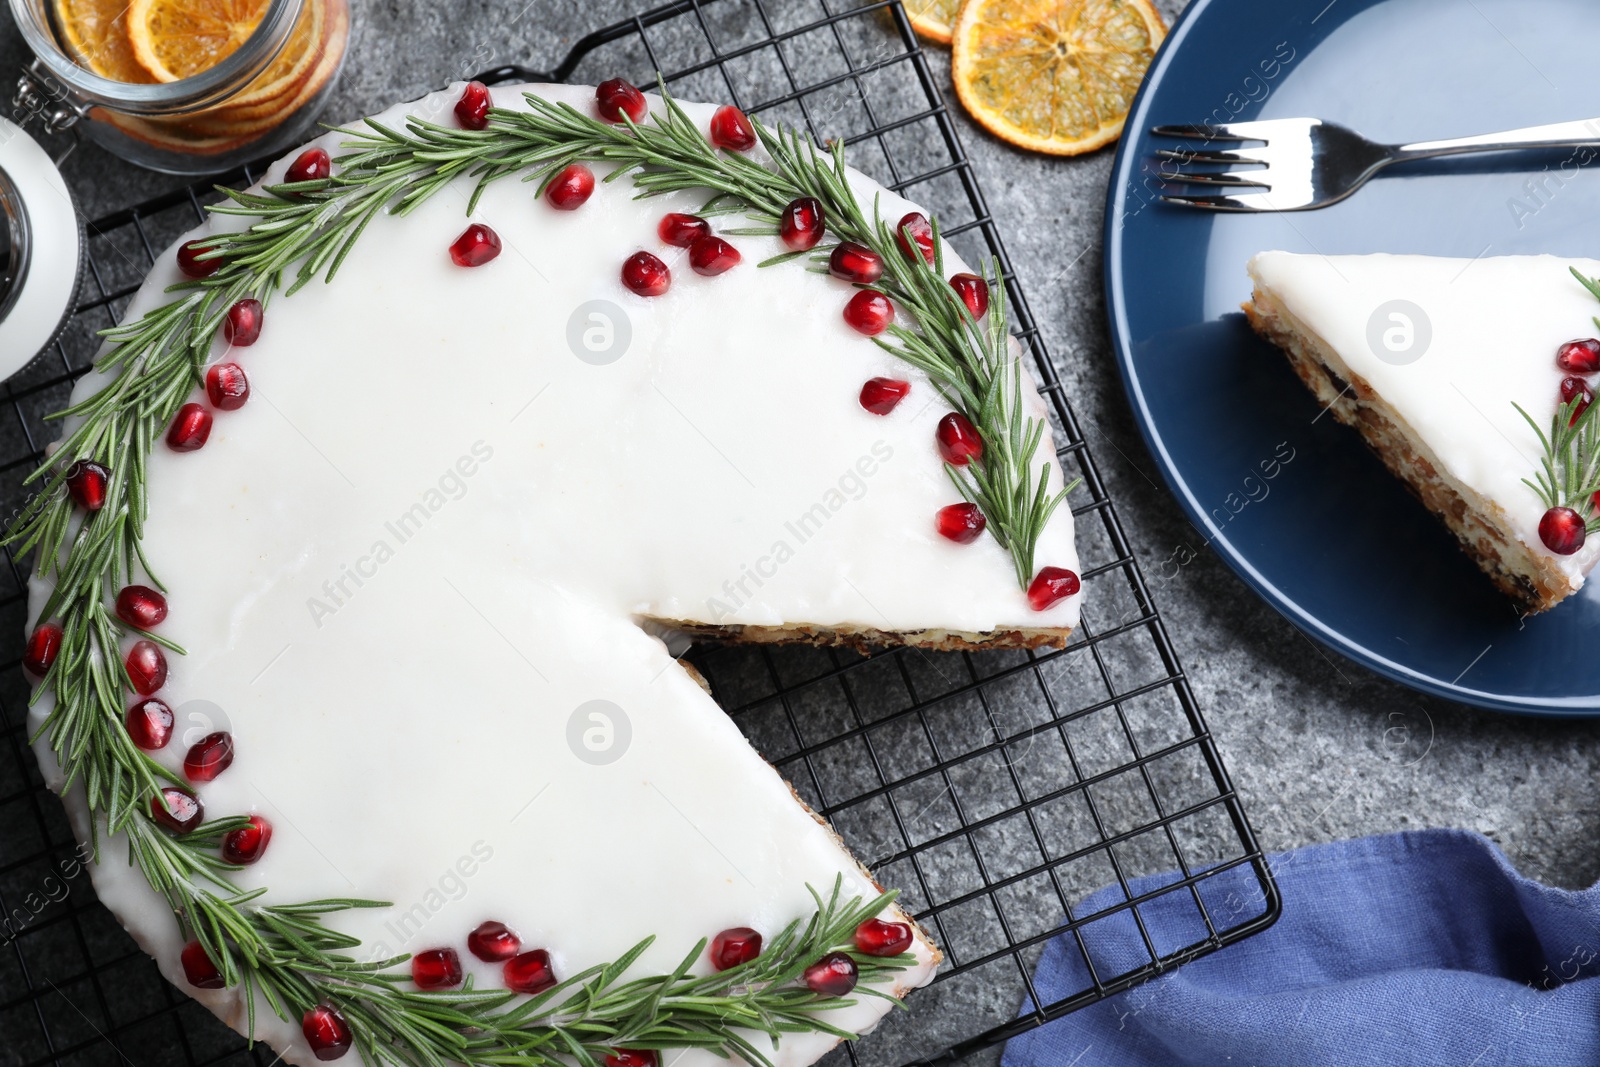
[1151, 122, 1275, 208]
[1150, 121, 1276, 140]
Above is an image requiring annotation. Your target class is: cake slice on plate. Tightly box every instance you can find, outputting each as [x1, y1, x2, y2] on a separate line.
[1245, 251, 1600, 611]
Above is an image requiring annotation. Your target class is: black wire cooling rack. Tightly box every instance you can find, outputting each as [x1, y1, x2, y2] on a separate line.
[0, 1, 1280, 1064]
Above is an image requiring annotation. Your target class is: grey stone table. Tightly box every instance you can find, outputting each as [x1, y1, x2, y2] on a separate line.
[2, 0, 1597, 1062]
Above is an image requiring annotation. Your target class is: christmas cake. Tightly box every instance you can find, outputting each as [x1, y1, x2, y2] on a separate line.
[19, 81, 1081, 1065]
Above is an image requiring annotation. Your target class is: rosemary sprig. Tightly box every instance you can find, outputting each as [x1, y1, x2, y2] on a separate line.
[1519, 267, 1600, 533]
[1, 82, 1100, 1063]
[198, 87, 1073, 585]
[1516, 392, 1600, 533]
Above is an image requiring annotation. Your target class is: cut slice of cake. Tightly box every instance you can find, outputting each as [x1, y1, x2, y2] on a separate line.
[21, 82, 1082, 1067]
[1245, 251, 1600, 611]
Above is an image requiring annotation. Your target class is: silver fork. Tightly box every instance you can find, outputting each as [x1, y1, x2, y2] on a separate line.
[1152, 117, 1600, 211]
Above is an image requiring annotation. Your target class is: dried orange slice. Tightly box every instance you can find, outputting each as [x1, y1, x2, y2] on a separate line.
[180, 1, 346, 138]
[102, 109, 260, 154]
[906, 0, 961, 46]
[126, 0, 271, 83]
[108, 0, 345, 153]
[209, 0, 324, 112]
[54, 0, 155, 83]
[951, 0, 1166, 156]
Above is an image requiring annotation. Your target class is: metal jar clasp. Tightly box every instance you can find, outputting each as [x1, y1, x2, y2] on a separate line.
[12, 58, 88, 135]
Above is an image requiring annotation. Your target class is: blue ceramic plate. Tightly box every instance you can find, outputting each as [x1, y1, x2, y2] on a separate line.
[1105, 0, 1600, 713]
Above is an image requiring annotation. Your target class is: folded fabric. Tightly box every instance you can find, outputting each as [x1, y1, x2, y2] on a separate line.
[1002, 829, 1600, 1067]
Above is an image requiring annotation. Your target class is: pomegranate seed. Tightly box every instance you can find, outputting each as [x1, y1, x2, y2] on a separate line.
[1027, 566, 1081, 611]
[709, 927, 762, 971]
[455, 81, 492, 130]
[859, 377, 910, 415]
[504, 948, 557, 994]
[181, 940, 225, 988]
[222, 299, 262, 346]
[302, 1004, 353, 1061]
[779, 197, 825, 251]
[936, 412, 984, 465]
[950, 273, 989, 319]
[596, 78, 647, 124]
[167, 403, 212, 452]
[803, 952, 858, 996]
[606, 1051, 658, 1067]
[126, 698, 174, 750]
[659, 213, 710, 247]
[829, 242, 883, 284]
[709, 104, 756, 151]
[622, 251, 671, 297]
[843, 290, 894, 335]
[185, 731, 235, 782]
[895, 212, 935, 265]
[1540, 506, 1587, 555]
[65, 460, 109, 511]
[546, 164, 596, 210]
[1557, 338, 1600, 375]
[411, 947, 464, 989]
[689, 235, 741, 276]
[285, 147, 331, 184]
[855, 917, 914, 956]
[450, 223, 501, 268]
[177, 239, 222, 278]
[221, 814, 272, 864]
[22, 623, 62, 676]
[468, 920, 522, 962]
[936, 502, 986, 544]
[206, 363, 250, 410]
[1562, 376, 1595, 426]
[116, 585, 168, 629]
[125, 640, 167, 695]
[150, 785, 203, 834]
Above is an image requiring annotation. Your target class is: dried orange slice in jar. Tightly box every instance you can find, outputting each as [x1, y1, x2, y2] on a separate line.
[54, 0, 156, 83]
[906, 0, 962, 46]
[203, 0, 324, 116]
[126, 0, 272, 83]
[951, 0, 1167, 156]
[110, 0, 346, 149]
[50, 0, 349, 167]
[182, 1, 346, 136]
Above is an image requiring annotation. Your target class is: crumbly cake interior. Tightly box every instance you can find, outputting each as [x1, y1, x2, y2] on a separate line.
[660, 619, 1070, 653]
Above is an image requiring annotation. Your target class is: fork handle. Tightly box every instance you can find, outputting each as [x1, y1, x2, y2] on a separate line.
[1397, 118, 1600, 159]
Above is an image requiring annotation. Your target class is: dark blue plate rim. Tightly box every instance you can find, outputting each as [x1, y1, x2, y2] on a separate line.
[1100, 0, 1584, 715]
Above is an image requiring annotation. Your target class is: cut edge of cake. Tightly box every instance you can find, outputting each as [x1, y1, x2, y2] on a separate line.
[656, 618, 1073, 654]
[667, 658, 945, 977]
[1243, 261, 1577, 612]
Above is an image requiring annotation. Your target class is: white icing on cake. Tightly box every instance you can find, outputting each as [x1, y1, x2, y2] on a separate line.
[27, 84, 1080, 1066]
[1249, 250, 1600, 586]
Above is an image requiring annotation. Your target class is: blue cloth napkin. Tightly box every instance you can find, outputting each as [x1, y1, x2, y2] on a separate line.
[1002, 829, 1600, 1067]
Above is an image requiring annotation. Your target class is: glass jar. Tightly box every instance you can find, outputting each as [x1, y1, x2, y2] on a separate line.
[9, 0, 350, 174]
